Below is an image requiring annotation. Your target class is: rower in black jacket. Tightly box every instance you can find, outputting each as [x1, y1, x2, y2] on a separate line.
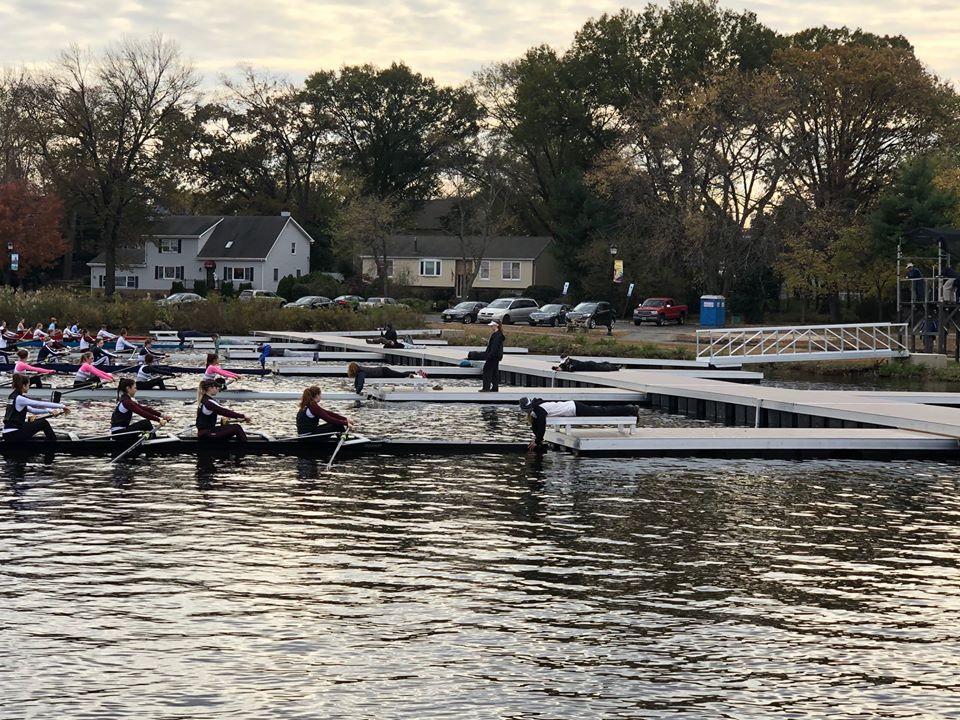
[480, 320, 505, 392]
[135, 355, 177, 390]
[91, 338, 119, 367]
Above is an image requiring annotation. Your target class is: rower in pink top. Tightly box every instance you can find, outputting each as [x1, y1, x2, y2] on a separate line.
[74, 351, 114, 387]
[14, 349, 56, 388]
[202, 353, 239, 389]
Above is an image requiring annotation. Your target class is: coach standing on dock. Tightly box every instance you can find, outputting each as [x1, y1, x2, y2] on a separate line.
[480, 319, 505, 393]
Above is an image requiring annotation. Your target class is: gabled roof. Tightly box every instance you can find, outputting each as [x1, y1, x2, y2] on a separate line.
[363, 234, 553, 260]
[148, 216, 222, 237]
[87, 247, 146, 267]
[197, 216, 296, 259]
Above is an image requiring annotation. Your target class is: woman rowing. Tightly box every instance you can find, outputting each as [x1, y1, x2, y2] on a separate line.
[14, 349, 56, 388]
[31, 323, 49, 341]
[136, 338, 167, 364]
[296, 386, 354, 439]
[111, 378, 171, 438]
[203, 353, 240, 390]
[36, 337, 70, 364]
[91, 338, 119, 367]
[135, 355, 176, 390]
[346, 361, 419, 394]
[78, 329, 95, 351]
[115, 328, 138, 354]
[75, 351, 115, 387]
[3, 373, 69, 442]
[196, 378, 249, 442]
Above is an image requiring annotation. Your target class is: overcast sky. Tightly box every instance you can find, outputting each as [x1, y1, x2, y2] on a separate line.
[1, 0, 956, 87]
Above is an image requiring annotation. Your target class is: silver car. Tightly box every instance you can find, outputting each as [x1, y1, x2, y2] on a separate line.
[476, 297, 540, 325]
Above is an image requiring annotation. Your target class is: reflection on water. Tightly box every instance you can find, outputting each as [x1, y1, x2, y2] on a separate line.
[2, 452, 960, 717]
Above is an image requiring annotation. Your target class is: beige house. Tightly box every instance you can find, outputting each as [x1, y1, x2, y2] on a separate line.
[360, 235, 562, 297]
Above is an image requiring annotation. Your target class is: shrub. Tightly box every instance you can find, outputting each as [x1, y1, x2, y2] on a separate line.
[220, 281, 236, 298]
[170, 281, 186, 294]
[524, 285, 561, 304]
[192, 280, 208, 297]
[399, 297, 432, 313]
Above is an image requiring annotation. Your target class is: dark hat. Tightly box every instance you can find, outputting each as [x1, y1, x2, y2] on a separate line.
[519, 397, 533, 411]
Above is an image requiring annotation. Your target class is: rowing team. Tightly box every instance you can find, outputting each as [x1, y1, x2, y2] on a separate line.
[1, 320, 130, 348]
[2, 373, 354, 444]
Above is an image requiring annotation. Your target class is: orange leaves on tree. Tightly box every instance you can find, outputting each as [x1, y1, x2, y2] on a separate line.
[0, 181, 66, 273]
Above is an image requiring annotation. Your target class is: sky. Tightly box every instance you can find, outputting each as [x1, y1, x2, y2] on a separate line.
[0, 0, 957, 88]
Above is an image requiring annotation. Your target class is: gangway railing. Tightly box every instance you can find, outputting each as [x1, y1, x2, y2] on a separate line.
[697, 323, 910, 365]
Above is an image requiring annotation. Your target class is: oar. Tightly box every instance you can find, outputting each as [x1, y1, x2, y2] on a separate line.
[325, 432, 349, 471]
[79, 428, 150, 442]
[275, 430, 340, 442]
[109, 431, 151, 464]
[182, 377, 237, 405]
[50, 380, 104, 402]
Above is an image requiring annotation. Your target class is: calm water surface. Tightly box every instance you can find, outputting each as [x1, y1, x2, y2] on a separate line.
[2, 369, 960, 717]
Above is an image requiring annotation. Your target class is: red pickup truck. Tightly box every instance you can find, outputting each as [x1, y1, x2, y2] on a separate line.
[632, 297, 688, 326]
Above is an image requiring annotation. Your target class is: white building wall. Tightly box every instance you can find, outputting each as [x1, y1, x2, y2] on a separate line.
[261, 221, 312, 291]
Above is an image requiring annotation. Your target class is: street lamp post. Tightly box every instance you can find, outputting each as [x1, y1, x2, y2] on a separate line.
[609, 246, 619, 336]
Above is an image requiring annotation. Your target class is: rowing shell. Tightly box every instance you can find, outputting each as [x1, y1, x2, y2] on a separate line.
[0, 433, 528, 458]
[49, 388, 364, 402]
[0, 363, 271, 376]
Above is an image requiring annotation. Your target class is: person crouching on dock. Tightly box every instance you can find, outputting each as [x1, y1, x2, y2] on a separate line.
[196, 379, 249, 442]
[203, 353, 240, 390]
[519, 397, 640, 451]
[3, 373, 69, 442]
[297, 386, 354, 439]
[111, 378, 171, 438]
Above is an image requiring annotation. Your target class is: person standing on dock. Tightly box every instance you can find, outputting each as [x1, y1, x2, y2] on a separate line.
[905, 263, 925, 302]
[196, 379, 250, 442]
[3, 373, 69, 442]
[519, 397, 640, 451]
[480, 320, 505, 392]
[296, 386, 354, 439]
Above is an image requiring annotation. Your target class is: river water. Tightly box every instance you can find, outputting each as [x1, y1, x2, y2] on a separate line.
[2, 368, 960, 717]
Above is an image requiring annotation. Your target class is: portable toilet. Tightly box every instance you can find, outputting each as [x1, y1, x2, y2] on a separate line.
[699, 295, 726, 327]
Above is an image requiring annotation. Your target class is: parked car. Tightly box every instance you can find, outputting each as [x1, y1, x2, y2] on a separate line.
[238, 289, 285, 305]
[359, 296, 400, 309]
[282, 295, 333, 310]
[156, 292, 206, 306]
[633, 297, 688, 325]
[565, 301, 616, 329]
[441, 301, 487, 324]
[334, 294, 364, 309]
[476, 297, 540, 325]
[528, 303, 570, 327]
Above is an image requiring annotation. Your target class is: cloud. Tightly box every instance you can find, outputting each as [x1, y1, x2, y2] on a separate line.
[0, 0, 956, 87]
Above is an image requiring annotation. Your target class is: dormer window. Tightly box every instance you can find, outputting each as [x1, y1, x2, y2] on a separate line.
[225, 241, 234, 249]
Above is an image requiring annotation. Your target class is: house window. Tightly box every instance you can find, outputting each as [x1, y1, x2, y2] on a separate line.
[420, 259, 441, 277]
[224, 267, 254, 282]
[159, 238, 180, 253]
[385, 260, 394, 278]
[273, 268, 279, 282]
[478, 261, 490, 280]
[155, 266, 184, 280]
[502, 261, 521, 281]
[291, 242, 296, 254]
[296, 269, 301, 278]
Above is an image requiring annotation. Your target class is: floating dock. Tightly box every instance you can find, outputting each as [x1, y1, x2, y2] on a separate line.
[367, 387, 645, 404]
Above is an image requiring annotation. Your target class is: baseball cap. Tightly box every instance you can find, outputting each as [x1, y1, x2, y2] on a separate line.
[519, 397, 533, 411]
[488, 320, 500, 327]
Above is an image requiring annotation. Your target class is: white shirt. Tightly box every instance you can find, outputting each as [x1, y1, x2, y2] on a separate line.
[116, 336, 136, 352]
[97, 329, 116, 340]
[538, 400, 577, 417]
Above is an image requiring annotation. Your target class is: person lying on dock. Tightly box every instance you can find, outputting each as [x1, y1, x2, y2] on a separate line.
[111, 378, 171, 438]
[519, 397, 640, 451]
[135, 355, 177, 390]
[196, 379, 250, 442]
[3, 373, 70, 442]
[551, 356, 622, 372]
[347, 361, 421, 394]
[203, 353, 240, 389]
[14, 349, 56, 387]
[365, 323, 404, 349]
[74, 352, 115, 387]
[297, 386, 354, 439]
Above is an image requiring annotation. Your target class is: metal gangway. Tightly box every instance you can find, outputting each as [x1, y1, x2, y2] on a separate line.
[697, 323, 910, 365]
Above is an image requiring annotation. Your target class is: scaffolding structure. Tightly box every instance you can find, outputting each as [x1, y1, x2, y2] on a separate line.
[897, 227, 960, 355]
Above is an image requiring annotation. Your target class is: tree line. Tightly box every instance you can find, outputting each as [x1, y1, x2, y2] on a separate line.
[0, 0, 958, 319]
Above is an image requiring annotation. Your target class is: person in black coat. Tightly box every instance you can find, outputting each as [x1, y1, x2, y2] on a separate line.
[480, 320, 505, 392]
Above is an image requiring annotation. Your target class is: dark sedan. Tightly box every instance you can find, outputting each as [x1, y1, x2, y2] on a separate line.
[565, 301, 616, 329]
[441, 301, 487, 324]
[528, 303, 570, 326]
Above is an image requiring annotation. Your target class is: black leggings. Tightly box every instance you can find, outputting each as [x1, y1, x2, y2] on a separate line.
[198, 425, 248, 442]
[573, 402, 637, 416]
[4, 419, 57, 442]
[137, 377, 166, 390]
[481, 361, 500, 391]
[354, 368, 409, 394]
[113, 420, 154, 436]
[299, 422, 347, 439]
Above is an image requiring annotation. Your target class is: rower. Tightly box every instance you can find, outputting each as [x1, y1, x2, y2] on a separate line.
[75, 351, 115, 387]
[36, 338, 70, 364]
[78, 330, 95, 351]
[202, 353, 240, 390]
[135, 355, 176, 390]
[63, 322, 81, 341]
[196, 379, 249, 442]
[16, 319, 26, 333]
[14, 349, 56, 388]
[96, 325, 117, 341]
[31, 323, 49, 341]
[111, 378, 171, 438]
[2, 373, 69, 442]
[91, 338, 119, 367]
[296, 386, 353, 439]
[136, 338, 167, 365]
[115, 328, 137, 354]
[47, 317, 58, 334]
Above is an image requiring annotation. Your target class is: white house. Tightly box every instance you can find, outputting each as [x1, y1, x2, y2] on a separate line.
[87, 214, 314, 293]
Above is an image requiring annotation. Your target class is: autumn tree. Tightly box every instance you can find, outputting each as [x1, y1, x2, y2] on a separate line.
[29, 35, 199, 295]
[331, 193, 406, 296]
[0, 180, 66, 283]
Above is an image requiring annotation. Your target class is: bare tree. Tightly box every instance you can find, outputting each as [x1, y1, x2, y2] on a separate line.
[29, 35, 199, 295]
[0, 69, 39, 183]
[331, 193, 405, 296]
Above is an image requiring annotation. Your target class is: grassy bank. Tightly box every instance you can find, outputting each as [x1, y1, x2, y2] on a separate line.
[0, 288, 423, 335]
[764, 358, 960, 384]
[445, 330, 695, 360]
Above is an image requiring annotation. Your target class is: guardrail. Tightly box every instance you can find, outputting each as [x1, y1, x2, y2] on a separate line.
[696, 323, 910, 365]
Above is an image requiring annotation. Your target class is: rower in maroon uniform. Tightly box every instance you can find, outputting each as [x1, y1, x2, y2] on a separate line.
[111, 378, 171, 437]
[296, 386, 354, 439]
[195, 378, 250, 442]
